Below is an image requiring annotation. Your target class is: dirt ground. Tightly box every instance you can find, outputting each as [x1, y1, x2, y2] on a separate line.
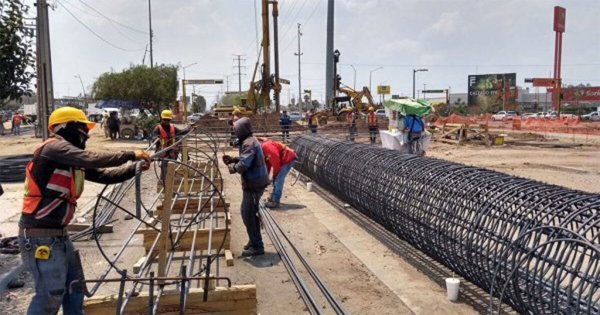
[0, 126, 598, 314]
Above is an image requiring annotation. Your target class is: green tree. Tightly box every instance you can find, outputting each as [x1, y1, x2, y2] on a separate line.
[220, 93, 243, 107]
[92, 64, 178, 111]
[192, 94, 206, 113]
[0, 0, 34, 109]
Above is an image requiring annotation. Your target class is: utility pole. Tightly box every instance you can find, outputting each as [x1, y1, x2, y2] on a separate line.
[36, 0, 54, 140]
[233, 54, 246, 94]
[75, 74, 86, 108]
[148, 0, 154, 68]
[272, 1, 281, 112]
[294, 23, 303, 110]
[325, 0, 335, 108]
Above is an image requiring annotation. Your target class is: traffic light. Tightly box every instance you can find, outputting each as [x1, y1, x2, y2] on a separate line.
[335, 74, 342, 90]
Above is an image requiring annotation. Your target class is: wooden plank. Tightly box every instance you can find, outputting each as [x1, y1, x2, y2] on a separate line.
[225, 250, 234, 267]
[84, 285, 257, 315]
[158, 163, 175, 283]
[132, 256, 147, 274]
[67, 224, 113, 233]
[136, 228, 231, 253]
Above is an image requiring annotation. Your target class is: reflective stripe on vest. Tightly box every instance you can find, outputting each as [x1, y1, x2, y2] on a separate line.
[22, 138, 85, 225]
[158, 124, 176, 158]
[368, 112, 378, 127]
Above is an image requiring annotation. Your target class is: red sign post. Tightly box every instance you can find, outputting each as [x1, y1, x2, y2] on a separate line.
[553, 6, 566, 115]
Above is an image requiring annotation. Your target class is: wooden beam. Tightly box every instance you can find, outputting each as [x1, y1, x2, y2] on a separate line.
[225, 250, 234, 267]
[158, 163, 175, 283]
[84, 285, 257, 315]
[135, 227, 231, 253]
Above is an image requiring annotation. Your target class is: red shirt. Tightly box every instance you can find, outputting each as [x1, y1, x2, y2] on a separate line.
[261, 140, 297, 178]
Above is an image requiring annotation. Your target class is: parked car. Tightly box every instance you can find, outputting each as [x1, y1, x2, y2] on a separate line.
[187, 113, 203, 123]
[582, 111, 600, 121]
[491, 111, 516, 121]
[288, 111, 302, 122]
[521, 113, 538, 119]
[375, 109, 387, 118]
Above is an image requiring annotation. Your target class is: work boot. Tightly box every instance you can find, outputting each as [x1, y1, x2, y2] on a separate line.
[241, 247, 265, 257]
[265, 201, 280, 208]
[243, 241, 251, 250]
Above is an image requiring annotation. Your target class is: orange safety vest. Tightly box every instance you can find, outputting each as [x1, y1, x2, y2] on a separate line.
[346, 112, 356, 126]
[309, 113, 319, 126]
[22, 138, 85, 225]
[157, 124, 176, 158]
[367, 112, 378, 127]
[13, 115, 21, 124]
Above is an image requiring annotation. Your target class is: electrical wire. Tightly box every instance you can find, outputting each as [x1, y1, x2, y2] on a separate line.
[76, 0, 148, 34]
[56, 0, 146, 52]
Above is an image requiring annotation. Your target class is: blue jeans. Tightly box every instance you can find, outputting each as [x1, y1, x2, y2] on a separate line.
[271, 161, 295, 203]
[13, 124, 20, 135]
[19, 235, 84, 315]
[241, 189, 265, 249]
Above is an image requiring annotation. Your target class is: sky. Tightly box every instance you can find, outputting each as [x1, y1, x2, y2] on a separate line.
[39, 0, 600, 105]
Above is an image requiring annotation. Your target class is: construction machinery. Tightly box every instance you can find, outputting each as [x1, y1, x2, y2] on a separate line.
[333, 86, 378, 121]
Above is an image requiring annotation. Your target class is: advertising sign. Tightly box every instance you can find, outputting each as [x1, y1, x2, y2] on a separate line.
[377, 85, 391, 95]
[468, 73, 517, 111]
[548, 87, 600, 102]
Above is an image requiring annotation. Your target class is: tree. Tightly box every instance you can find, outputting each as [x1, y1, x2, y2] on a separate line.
[0, 0, 35, 109]
[92, 64, 178, 111]
[192, 95, 206, 113]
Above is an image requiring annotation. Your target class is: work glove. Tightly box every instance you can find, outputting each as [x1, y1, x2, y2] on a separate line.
[134, 150, 151, 163]
[227, 163, 236, 174]
[222, 155, 240, 165]
[140, 161, 151, 171]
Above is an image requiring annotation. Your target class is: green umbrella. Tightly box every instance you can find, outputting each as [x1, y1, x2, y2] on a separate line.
[384, 98, 432, 116]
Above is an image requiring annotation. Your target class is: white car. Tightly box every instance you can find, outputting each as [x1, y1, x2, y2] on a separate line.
[582, 111, 600, 121]
[187, 113, 203, 123]
[288, 112, 302, 122]
[521, 113, 538, 119]
[491, 111, 517, 121]
[375, 109, 387, 118]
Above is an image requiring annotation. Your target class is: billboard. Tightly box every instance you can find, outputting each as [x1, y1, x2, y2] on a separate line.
[548, 87, 600, 102]
[468, 73, 518, 111]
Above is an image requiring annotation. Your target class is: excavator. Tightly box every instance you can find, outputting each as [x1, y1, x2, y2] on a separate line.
[332, 85, 378, 121]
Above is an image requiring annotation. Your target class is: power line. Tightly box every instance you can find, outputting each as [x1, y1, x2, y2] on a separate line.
[56, 0, 145, 52]
[302, 61, 600, 68]
[233, 54, 246, 93]
[60, 0, 145, 44]
[76, 0, 148, 34]
[281, 0, 321, 55]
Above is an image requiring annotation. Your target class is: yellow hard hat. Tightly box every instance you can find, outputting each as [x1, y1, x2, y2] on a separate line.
[161, 110, 173, 120]
[368, 106, 375, 112]
[232, 108, 241, 115]
[48, 106, 95, 132]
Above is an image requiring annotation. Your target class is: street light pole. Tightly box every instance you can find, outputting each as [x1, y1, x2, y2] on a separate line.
[412, 68, 428, 99]
[350, 64, 357, 90]
[369, 66, 383, 92]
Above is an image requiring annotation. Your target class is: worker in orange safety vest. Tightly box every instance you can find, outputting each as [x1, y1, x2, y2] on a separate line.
[18, 106, 151, 314]
[367, 106, 379, 144]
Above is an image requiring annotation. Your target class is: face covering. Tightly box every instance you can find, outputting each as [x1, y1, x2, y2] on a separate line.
[57, 122, 89, 149]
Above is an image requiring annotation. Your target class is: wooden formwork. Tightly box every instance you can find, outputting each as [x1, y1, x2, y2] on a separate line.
[83, 153, 255, 314]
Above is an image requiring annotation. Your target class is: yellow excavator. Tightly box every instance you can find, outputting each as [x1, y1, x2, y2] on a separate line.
[333, 85, 378, 121]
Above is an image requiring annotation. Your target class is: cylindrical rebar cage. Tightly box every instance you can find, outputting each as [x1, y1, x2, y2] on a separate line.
[291, 135, 599, 314]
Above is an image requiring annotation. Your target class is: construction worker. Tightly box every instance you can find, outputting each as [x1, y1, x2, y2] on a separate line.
[367, 107, 379, 144]
[346, 107, 357, 141]
[258, 137, 297, 208]
[153, 109, 189, 181]
[307, 108, 321, 134]
[106, 111, 120, 140]
[279, 110, 292, 143]
[403, 114, 425, 155]
[12, 112, 22, 135]
[222, 117, 269, 256]
[18, 106, 151, 314]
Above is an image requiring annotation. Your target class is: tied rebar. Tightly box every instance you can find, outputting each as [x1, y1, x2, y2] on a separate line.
[291, 135, 599, 314]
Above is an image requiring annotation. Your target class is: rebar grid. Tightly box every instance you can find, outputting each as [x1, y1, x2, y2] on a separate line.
[291, 134, 599, 314]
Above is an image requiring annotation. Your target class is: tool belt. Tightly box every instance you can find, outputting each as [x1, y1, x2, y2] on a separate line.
[19, 227, 68, 237]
